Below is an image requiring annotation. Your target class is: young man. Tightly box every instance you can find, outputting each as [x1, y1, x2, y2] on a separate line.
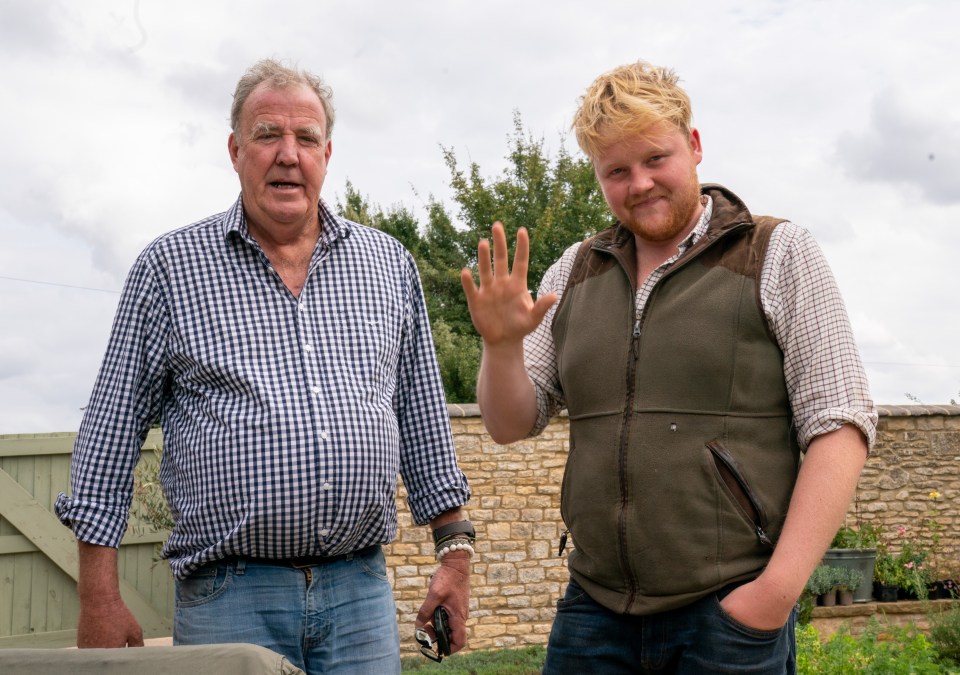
[461, 60, 876, 673]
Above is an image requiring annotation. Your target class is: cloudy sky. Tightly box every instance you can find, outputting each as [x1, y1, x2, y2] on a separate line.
[1, 0, 957, 434]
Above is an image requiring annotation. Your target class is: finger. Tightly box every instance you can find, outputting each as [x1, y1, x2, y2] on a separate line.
[491, 222, 509, 278]
[476, 238, 492, 286]
[511, 227, 531, 284]
[460, 267, 478, 303]
[415, 600, 435, 629]
[530, 292, 559, 324]
[129, 625, 145, 647]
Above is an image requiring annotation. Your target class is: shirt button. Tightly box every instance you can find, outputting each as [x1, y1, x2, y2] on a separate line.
[304, 344, 313, 352]
[319, 529, 330, 537]
[298, 302, 306, 311]
[323, 482, 332, 491]
[320, 430, 329, 440]
[312, 386, 321, 394]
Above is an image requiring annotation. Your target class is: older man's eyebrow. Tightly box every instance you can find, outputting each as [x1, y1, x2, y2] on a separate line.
[295, 125, 325, 141]
[249, 121, 324, 142]
[250, 121, 281, 138]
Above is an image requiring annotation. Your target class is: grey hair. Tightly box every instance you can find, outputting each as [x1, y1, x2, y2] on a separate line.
[230, 59, 335, 139]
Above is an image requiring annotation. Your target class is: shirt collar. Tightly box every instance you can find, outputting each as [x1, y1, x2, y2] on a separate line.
[222, 195, 353, 247]
[677, 194, 713, 256]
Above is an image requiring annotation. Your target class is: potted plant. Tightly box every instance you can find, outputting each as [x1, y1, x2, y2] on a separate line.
[823, 521, 878, 603]
[873, 550, 900, 602]
[835, 567, 863, 606]
[806, 564, 839, 607]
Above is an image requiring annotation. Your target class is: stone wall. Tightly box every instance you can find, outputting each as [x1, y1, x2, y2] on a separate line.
[385, 404, 960, 656]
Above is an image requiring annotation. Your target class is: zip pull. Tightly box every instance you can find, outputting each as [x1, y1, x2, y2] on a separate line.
[756, 525, 773, 548]
[632, 318, 641, 358]
[558, 529, 569, 556]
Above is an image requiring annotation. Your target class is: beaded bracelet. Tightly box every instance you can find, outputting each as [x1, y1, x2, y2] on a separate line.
[435, 538, 475, 562]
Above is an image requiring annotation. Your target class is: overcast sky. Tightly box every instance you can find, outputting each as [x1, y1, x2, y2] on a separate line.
[1, 0, 957, 434]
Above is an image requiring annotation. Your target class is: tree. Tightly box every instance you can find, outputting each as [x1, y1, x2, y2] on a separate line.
[444, 111, 613, 289]
[336, 115, 612, 402]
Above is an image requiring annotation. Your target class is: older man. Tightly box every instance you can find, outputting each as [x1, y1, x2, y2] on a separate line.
[57, 59, 473, 674]
[462, 60, 876, 674]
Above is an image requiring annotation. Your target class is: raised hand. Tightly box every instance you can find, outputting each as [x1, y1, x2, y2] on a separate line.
[460, 222, 557, 347]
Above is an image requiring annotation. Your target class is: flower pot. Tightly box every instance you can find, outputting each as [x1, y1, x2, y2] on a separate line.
[818, 590, 837, 607]
[837, 589, 854, 605]
[823, 548, 876, 603]
[875, 583, 898, 602]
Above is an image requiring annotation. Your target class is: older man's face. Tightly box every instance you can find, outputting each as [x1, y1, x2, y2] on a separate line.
[228, 82, 331, 234]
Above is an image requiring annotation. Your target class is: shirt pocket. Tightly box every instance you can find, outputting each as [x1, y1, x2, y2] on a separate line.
[335, 310, 403, 395]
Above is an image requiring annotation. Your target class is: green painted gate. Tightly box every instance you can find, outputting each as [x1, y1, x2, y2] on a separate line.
[0, 432, 172, 647]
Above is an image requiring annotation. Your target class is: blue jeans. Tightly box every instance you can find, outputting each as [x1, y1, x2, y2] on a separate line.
[173, 546, 400, 675]
[543, 578, 797, 674]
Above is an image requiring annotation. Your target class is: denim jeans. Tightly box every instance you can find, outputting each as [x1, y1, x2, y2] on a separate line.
[542, 578, 797, 674]
[173, 545, 400, 675]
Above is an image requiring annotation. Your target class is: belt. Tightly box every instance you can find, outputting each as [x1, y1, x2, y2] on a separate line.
[224, 545, 376, 569]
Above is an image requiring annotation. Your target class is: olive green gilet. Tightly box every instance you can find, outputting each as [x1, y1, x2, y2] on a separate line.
[552, 184, 801, 615]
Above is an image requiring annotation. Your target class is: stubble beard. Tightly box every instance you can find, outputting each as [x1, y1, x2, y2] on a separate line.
[622, 172, 703, 243]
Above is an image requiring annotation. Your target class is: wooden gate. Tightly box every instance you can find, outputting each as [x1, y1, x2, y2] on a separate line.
[0, 432, 172, 647]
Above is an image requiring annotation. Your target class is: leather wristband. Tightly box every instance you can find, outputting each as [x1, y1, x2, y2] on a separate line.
[432, 520, 476, 546]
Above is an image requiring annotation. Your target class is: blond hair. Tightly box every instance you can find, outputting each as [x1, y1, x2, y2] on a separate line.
[572, 61, 692, 159]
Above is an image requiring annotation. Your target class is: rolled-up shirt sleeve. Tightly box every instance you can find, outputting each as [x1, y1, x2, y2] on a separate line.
[55, 253, 169, 547]
[395, 253, 470, 524]
[761, 223, 877, 451]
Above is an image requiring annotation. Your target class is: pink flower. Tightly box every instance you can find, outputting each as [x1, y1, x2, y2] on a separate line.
[897, 526, 907, 537]
[905, 562, 915, 570]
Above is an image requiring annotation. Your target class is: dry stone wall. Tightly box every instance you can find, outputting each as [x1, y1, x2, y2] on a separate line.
[386, 404, 960, 656]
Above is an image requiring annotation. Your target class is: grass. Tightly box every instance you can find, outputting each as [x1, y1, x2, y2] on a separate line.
[400, 645, 546, 674]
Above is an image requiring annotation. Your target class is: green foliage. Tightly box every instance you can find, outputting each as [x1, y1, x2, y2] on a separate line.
[399, 623, 960, 674]
[401, 645, 546, 673]
[875, 549, 901, 586]
[431, 320, 481, 404]
[930, 602, 960, 666]
[838, 567, 864, 592]
[131, 447, 174, 533]
[796, 621, 950, 675]
[337, 115, 611, 402]
[797, 590, 816, 625]
[831, 522, 880, 549]
[807, 565, 837, 596]
[444, 111, 613, 292]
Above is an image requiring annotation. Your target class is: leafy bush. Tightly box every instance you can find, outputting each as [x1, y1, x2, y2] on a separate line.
[831, 522, 880, 549]
[930, 602, 960, 666]
[796, 621, 948, 674]
[806, 565, 837, 596]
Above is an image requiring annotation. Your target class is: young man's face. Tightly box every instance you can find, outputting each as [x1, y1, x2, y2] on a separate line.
[228, 82, 332, 234]
[593, 121, 703, 246]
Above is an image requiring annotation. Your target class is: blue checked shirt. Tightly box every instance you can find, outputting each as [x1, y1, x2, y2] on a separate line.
[56, 196, 470, 579]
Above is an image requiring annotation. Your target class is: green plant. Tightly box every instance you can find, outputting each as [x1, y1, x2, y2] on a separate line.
[132, 447, 174, 533]
[806, 565, 836, 597]
[930, 602, 960, 666]
[797, 591, 816, 626]
[875, 550, 900, 587]
[837, 567, 864, 592]
[831, 522, 880, 549]
[401, 645, 546, 673]
[796, 620, 947, 674]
